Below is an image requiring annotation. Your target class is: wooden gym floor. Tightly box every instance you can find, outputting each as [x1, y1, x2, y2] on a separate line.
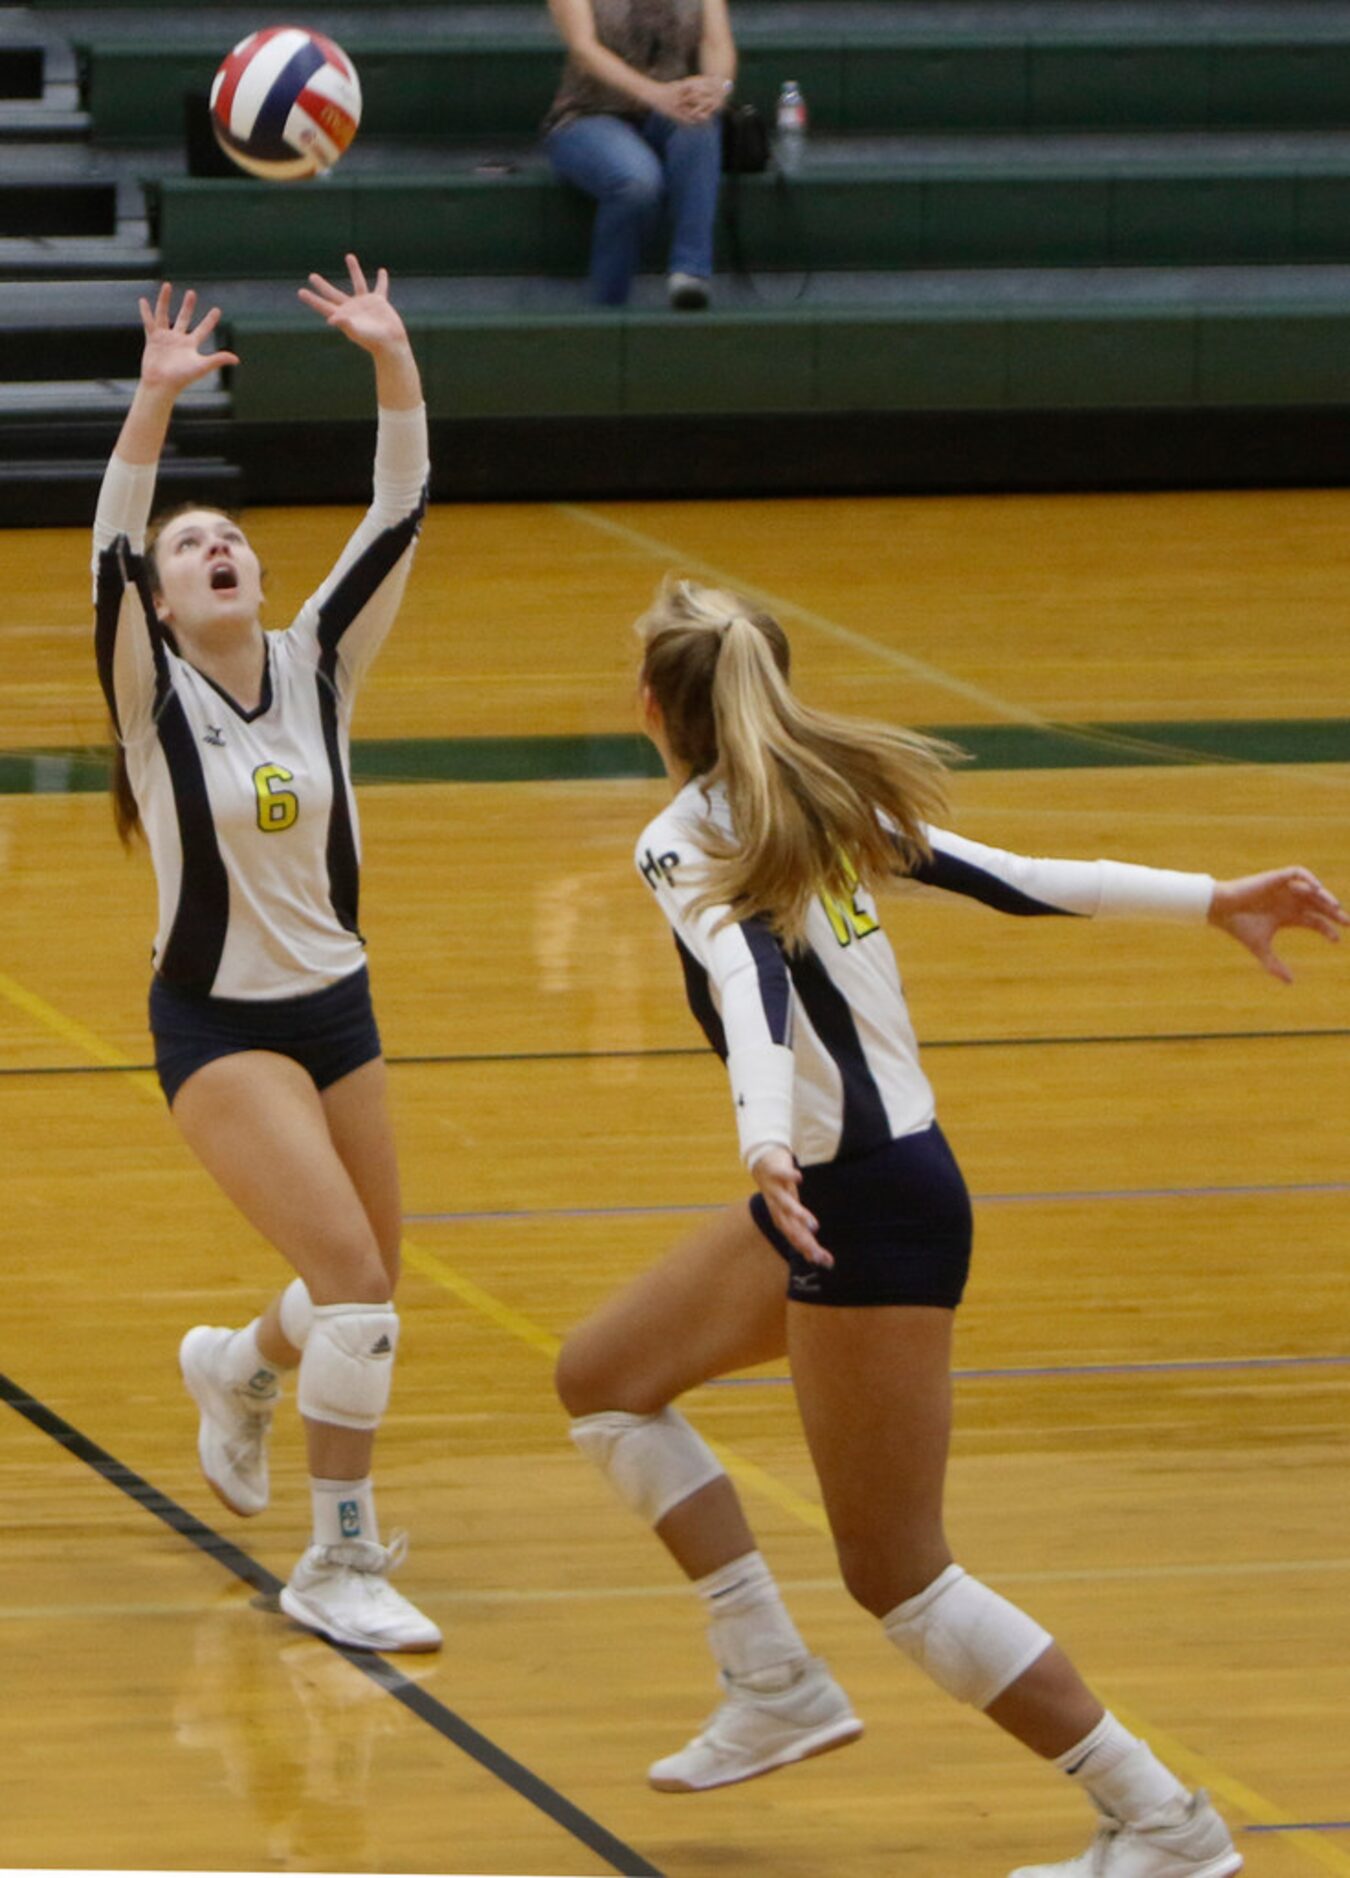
[0, 487, 1347, 1875]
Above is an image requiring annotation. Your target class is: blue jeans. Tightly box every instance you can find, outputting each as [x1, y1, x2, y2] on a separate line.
[546, 111, 721, 305]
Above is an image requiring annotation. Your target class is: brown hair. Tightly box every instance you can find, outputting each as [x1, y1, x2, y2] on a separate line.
[637, 576, 958, 943]
[108, 504, 241, 846]
[110, 730, 140, 847]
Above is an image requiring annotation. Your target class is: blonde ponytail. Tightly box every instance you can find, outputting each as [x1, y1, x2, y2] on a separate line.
[637, 577, 959, 943]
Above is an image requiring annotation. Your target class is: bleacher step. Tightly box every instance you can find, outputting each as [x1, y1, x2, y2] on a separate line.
[72, 3, 1350, 143]
[0, 454, 241, 527]
[149, 132, 1350, 279]
[0, 101, 90, 138]
[0, 235, 154, 278]
[0, 379, 229, 418]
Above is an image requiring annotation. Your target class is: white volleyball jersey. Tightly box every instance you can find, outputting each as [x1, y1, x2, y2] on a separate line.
[637, 778, 1214, 1169]
[93, 410, 427, 1000]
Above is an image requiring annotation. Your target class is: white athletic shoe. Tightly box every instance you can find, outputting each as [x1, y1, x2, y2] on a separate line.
[668, 271, 710, 310]
[1009, 1792, 1243, 1878]
[648, 1656, 862, 1792]
[179, 1324, 279, 1517]
[279, 1535, 443, 1653]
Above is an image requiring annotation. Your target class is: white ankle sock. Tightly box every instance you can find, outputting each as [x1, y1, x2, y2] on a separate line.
[224, 1321, 280, 1395]
[694, 1551, 808, 1692]
[1057, 1713, 1189, 1826]
[310, 1475, 379, 1547]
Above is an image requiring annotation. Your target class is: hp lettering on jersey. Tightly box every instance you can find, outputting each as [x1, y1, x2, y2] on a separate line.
[639, 846, 680, 891]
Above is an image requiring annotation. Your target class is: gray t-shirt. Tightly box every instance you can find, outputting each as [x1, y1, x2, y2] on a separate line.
[543, 0, 705, 132]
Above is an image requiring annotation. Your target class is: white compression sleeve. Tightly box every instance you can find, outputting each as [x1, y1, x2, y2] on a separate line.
[91, 454, 157, 579]
[371, 403, 429, 520]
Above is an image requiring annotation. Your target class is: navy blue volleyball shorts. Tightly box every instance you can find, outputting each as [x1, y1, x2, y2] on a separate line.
[749, 1122, 973, 1309]
[149, 965, 382, 1107]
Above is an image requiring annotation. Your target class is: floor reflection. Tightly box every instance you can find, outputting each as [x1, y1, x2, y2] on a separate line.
[172, 1589, 434, 1871]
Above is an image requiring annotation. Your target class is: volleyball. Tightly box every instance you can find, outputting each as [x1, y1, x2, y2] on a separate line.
[210, 26, 361, 181]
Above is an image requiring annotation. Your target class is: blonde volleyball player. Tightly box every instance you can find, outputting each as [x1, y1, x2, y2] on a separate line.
[555, 578, 1346, 1874]
[93, 257, 438, 1652]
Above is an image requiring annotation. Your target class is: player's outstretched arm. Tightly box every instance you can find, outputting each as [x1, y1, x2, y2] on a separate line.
[1208, 865, 1347, 982]
[114, 283, 238, 467]
[298, 252, 422, 411]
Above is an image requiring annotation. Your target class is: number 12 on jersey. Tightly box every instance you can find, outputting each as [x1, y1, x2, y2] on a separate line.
[820, 858, 880, 946]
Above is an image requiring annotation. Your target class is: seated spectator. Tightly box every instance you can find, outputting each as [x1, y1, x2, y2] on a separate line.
[543, 0, 736, 309]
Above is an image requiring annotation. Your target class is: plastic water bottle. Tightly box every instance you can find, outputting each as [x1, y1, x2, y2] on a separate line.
[776, 79, 807, 176]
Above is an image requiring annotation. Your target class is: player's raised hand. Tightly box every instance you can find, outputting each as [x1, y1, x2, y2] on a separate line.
[299, 253, 422, 409]
[137, 284, 238, 395]
[298, 253, 408, 354]
[1208, 865, 1347, 982]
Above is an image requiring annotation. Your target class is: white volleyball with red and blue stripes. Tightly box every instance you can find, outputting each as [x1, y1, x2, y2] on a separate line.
[210, 26, 361, 181]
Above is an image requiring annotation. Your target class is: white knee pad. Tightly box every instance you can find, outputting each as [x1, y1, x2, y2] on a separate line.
[883, 1564, 1052, 1710]
[297, 1303, 399, 1431]
[279, 1277, 314, 1350]
[570, 1406, 725, 1526]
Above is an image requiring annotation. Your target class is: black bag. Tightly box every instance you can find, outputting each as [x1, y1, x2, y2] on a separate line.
[722, 102, 769, 174]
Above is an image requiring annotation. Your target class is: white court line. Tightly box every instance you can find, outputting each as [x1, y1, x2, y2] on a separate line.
[557, 502, 1350, 789]
[7, 1556, 1349, 1621]
[555, 501, 1052, 724]
[419, 1554, 1350, 1606]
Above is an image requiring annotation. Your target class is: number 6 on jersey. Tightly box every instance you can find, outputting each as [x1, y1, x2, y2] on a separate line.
[253, 762, 299, 832]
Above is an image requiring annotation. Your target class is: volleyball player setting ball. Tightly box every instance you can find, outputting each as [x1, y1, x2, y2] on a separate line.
[92, 252, 437, 1652]
[210, 25, 362, 180]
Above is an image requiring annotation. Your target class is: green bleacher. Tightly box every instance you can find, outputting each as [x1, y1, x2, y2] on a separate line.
[222, 303, 1350, 425]
[7, 0, 1350, 514]
[73, 21, 1350, 143]
[150, 152, 1350, 281]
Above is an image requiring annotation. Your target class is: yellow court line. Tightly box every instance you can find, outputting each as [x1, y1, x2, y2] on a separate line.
[1104, 1700, 1350, 1877]
[0, 970, 159, 1102]
[400, 1240, 561, 1363]
[400, 1238, 829, 1534]
[406, 1231, 1348, 1871]
[6, 961, 1344, 1869]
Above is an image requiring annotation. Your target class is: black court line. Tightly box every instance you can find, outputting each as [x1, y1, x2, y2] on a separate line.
[1246, 1822, 1350, 1834]
[1, 1024, 1347, 1082]
[0, 1370, 663, 1878]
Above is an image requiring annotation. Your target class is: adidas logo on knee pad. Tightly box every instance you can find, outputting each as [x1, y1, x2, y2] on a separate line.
[298, 1304, 400, 1430]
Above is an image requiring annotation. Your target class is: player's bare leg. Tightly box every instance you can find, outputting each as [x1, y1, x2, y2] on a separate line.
[558, 1203, 861, 1788]
[789, 1302, 1240, 1877]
